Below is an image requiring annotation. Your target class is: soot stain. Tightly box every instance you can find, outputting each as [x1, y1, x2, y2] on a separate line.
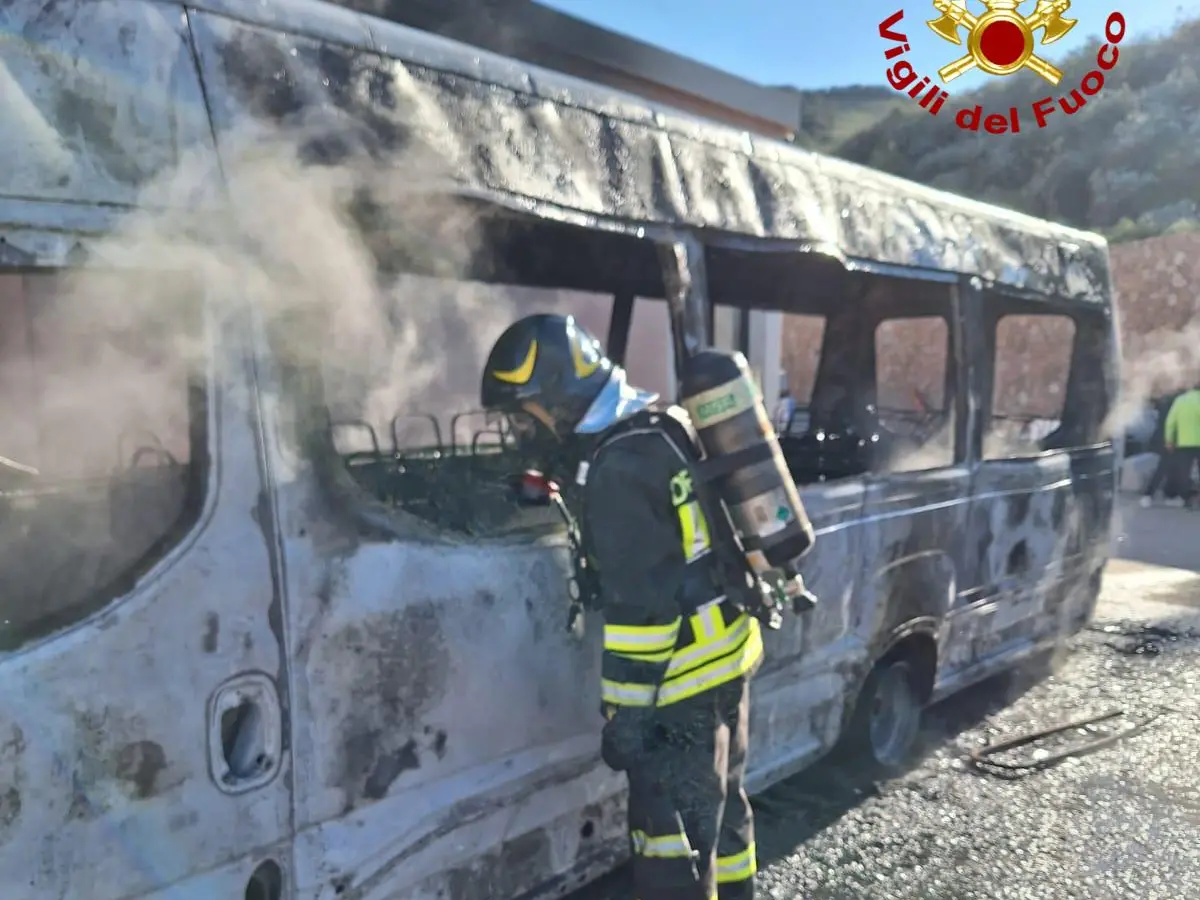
[169, 809, 199, 832]
[117, 22, 136, 57]
[363, 739, 420, 800]
[1051, 490, 1068, 527]
[253, 489, 288, 676]
[0, 787, 19, 831]
[202, 613, 219, 653]
[1006, 540, 1029, 575]
[0, 724, 24, 760]
[975, 514, 994, 577]
[444, 828, 552, 900]
[316, 567, 337, 609]
[524, 557, 569, 644]
[334, 601, 451, 808]
[69, 707, 176, 814]
[114, 741, 167, 799]
[1006, 492, 1031, 529]
[51, 87, 150, 185]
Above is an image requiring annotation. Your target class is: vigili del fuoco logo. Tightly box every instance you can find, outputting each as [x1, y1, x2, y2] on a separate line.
[878, 1, 1126, 132]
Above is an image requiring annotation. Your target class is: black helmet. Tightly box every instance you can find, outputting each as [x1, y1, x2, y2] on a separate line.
[481, 314, 613, 444]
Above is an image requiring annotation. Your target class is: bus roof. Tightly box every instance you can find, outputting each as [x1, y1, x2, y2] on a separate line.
[3, 0, 1111, 304]
[322, 0, 807, 141]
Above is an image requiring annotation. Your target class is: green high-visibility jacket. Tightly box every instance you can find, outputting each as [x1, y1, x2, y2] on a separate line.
[1164, 389, 1200, 448]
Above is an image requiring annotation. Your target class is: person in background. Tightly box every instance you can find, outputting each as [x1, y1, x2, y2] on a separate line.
[773, 370, 795, 436]
[1140, 391, 1182, 507]
[1162, 382, 1200, 508]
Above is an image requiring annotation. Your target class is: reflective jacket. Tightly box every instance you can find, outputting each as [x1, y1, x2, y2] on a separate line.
[1164, 389, 1200, 448]
[580, 408, 763, 710]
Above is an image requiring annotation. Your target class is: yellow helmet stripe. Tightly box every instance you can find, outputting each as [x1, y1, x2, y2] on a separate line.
[492, 340, 538, 384]
[571, 332, 599, 379]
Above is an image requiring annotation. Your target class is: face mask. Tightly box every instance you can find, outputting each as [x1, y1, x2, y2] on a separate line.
[506, 411, 543, 449]
[502, 411, 559, 473]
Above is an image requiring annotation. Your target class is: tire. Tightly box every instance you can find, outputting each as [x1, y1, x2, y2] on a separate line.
[841, 657, 924, 775]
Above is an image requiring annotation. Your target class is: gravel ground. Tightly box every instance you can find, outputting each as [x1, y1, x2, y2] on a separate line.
[573, 552, 1200, 900]
[753, 605, 1200, 900]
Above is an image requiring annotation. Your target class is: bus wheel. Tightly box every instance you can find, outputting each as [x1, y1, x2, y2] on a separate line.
[844, 657, 923, 774]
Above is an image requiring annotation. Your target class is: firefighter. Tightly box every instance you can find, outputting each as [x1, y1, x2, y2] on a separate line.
[481, 313, 762, 900]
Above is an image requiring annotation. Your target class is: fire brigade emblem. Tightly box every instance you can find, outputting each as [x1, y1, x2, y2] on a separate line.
[926, 0, 1077, 84]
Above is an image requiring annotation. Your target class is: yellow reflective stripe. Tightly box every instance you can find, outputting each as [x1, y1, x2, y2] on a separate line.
[600, 679, 656, 706]
[666, 613, 752, 678]
[691, 600, 724, 642]
[669, 469, 693, 505]
[716, 843, 757, 883]
[657, 620, 763, 706]
[603, 619, 681, 655]
[491, 340, 538, 384]
[676, 499, 712, 562]
[630, 829, 693, 858]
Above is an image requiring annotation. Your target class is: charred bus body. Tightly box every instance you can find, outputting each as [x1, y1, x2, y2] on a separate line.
[0, 0, 1118, 898]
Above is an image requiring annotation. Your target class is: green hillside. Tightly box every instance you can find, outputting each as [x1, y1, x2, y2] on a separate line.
[779, 85, 907, 151]
[792, 18, 1200, 241]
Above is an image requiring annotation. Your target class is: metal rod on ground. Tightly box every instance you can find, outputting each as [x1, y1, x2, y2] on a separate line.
[968, 708, 1171, 773]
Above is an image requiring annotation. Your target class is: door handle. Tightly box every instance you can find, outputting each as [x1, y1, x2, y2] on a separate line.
[207, 672, 282, 794]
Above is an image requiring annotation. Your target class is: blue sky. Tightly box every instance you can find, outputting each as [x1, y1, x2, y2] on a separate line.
[539, 0, 1200, 91]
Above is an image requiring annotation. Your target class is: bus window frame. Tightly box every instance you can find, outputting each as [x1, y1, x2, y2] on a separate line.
[306, 203, 675, 544]
[972, 282, 1115, 460]
[0, 264, 215, 651]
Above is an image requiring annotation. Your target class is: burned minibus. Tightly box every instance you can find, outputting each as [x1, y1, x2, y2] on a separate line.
[0, 0, 1119, 897]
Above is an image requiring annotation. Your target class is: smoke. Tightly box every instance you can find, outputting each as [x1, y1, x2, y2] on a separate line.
[884, 422, 955, 473]
[1105, 322, 1200, 441]
[0, 124, 529, 637]
[64, 124, 530, 460]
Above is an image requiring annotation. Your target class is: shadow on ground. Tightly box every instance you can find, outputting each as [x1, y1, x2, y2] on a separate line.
[1110, 494, 1200, 573]
[753, 656, 1049, 867]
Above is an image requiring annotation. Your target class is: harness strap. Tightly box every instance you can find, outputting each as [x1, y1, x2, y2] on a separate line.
[561, 408, 772, 633]
[648, 411, 760, 612]
[694, 442, 774, 482]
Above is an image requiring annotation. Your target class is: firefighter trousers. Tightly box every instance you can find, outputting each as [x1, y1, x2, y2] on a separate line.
[626, 677, 755, 900]
[1165, 447, 1200, 501]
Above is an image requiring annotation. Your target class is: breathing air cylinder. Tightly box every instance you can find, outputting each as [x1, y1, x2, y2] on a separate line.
[679, 349, 815, 577]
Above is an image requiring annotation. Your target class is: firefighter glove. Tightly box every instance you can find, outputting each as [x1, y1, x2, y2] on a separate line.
[600, 705, 654, 772]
